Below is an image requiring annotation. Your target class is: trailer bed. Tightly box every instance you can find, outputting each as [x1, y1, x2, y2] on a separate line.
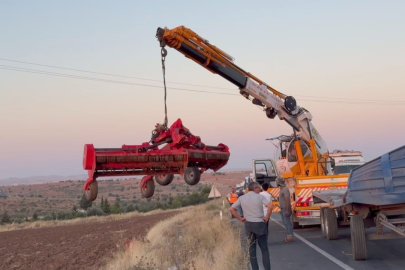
[314, 145, 405, 207]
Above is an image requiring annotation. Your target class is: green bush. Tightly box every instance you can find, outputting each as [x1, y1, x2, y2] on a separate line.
[126, 204, 135, 212]
[74, 211, 85, 218]
[1, 211, 11, 224]
[56, 211, 74, 220]
[42, 214, 53, 221]
[86, 207, 105, 217]
[111, 201, 122, 214]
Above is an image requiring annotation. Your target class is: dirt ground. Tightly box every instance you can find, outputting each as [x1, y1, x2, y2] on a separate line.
[0, 212, 176, 270]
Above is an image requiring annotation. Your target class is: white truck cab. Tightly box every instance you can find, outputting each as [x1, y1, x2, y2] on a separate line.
[330, 150, 365, 175]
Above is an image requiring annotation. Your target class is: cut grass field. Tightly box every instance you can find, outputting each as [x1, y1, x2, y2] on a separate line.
[104, 199, 248, 270]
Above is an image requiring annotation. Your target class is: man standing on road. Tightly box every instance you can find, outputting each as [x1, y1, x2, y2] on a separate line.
[260, 183, 272, 234]
[279, 180, 294, 242]
[230, 182, 273, 270]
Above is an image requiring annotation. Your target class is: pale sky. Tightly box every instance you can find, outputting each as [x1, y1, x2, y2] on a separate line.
[1, 1, 404, 179]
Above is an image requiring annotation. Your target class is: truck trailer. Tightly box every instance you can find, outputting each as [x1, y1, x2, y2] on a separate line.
[313, 145, 405, 260]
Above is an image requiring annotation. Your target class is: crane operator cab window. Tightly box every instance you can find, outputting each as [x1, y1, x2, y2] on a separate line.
[254, 160, 277, 187]
[287, 140, 309, 162]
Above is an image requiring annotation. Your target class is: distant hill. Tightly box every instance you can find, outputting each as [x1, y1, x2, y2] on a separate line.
[0, 174, 88, 186]
[0, 171, 246, 217]
[0, 168, 251, 186]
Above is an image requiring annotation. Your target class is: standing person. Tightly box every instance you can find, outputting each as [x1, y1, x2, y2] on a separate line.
[230, 182, 273, 270]
[279, 180, 294, 242]
[236, 188, 245, 217]
[227, 187, 239, 207]
[227, 187, 239, 219]
[260, 183, 272, 233]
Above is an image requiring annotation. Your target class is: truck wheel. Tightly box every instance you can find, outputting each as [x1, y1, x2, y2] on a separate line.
[85, 181, 98, 201]
[184, 167, 201, 185]
[293, 222, 300, 229]
[155, 174, 174, 186]
[320, 208, 326, 237]
[141, 178, 155, 198]
[350, 215, 367, 260]
[324, 208, 339, 240]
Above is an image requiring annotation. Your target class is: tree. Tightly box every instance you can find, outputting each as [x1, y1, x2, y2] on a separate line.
[72, 205, 77, 212]
[1, 211, 10, 224]
[111, 201, 122, 214]
[102, 198, 111, 214]
[33, 211, 38, 221]
[79, 193, 93, 210]
[100, 196, 104, 209]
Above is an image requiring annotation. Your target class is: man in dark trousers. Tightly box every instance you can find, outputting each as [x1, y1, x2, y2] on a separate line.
[279, 180, 294, 242]
[230, 182, 273, 270]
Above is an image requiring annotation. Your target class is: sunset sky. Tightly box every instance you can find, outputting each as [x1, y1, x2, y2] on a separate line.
[1, 1, 404, 179]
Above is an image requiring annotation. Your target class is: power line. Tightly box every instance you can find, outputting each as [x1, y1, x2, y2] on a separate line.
[1, 65, 404, 106]
[0, 65, 237, 96]
[1, 57, 404, 104]
[0, 58, 233, 90]
[294, 94, 404, 103]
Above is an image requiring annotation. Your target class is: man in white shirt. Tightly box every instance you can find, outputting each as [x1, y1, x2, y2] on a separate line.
[230, 182, 273, 270]
[260, 183, 272, 234]
[260, 183, 272, 216]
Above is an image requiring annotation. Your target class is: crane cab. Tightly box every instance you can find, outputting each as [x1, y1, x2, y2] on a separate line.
[268, 135, 333, 178]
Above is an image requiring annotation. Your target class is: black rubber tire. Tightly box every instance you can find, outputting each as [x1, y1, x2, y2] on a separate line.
[350, 215, 367, 260]
[324, 208, 339, 240]
[85, 181, 98, 201]
[155, 174, 174, 186]
[320, 208, 326, 237]
[184, 167, 201, 185]
[141, 179, 155, 198]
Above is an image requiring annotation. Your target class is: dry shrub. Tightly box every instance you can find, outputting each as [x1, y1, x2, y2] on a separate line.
[104, 200, 248, 270]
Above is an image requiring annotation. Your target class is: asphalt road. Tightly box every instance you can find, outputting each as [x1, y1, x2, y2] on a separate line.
[236, 214, 405, 270]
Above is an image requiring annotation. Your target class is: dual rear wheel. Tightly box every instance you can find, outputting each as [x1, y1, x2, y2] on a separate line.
[320, 208, 338, 240]
[320, 208, 367, 261]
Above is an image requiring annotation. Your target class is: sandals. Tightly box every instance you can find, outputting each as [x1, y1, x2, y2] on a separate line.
[283, 237, 294, 243]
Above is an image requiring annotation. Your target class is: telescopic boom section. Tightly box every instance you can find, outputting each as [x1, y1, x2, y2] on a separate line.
[156, 25, 331, 175]
[155, 26, 306, 128]
[156, 26, 286, 99]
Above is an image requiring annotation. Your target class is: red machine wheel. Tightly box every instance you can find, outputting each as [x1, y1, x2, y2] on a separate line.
[184, 167, 201, 185]
[141, 178, 155, 198]
[155, 174, 174, 186]
[85, 181, 98, 201]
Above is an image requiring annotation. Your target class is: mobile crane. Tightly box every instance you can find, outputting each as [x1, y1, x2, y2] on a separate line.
[156, 25, 352, 226]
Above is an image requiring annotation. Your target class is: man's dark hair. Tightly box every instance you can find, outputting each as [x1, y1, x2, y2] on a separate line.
[261, 183, 269, 191]
[248, 182, 260, 191]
